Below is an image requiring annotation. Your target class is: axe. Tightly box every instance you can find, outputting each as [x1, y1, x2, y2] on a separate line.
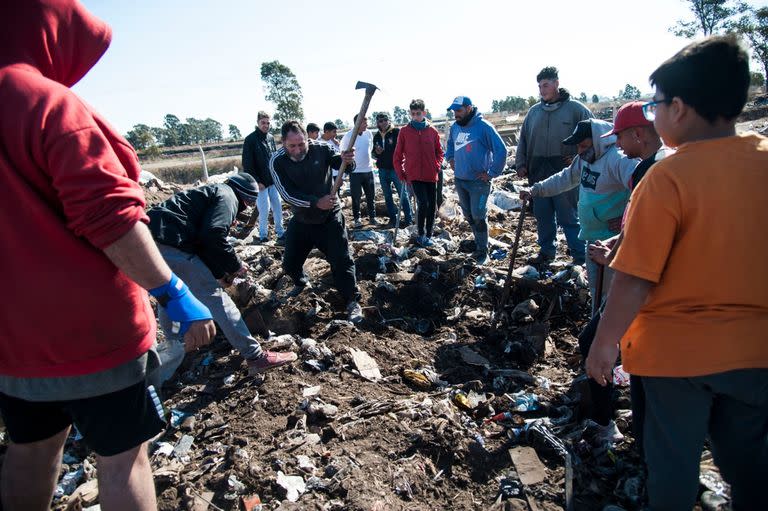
[330, 81, 378, 196]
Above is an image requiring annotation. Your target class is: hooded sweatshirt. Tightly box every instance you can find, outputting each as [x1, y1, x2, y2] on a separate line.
[393, 121, 444, 183]
[515, 89, 594, 184]
[531, 119, 639, 241]
[445, 109, 507, 180]
[0, 0, 155, 378]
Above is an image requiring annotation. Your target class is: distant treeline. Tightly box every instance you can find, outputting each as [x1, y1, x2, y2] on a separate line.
[125, 114, 242, 153]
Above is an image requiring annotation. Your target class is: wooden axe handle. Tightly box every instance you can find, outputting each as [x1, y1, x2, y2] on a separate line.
[330, 89, 376, 195]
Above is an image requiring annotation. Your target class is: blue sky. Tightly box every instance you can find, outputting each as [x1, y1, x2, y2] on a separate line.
[74, 0, 740, 136]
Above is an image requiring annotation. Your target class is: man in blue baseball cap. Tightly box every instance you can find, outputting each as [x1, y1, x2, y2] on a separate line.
[445, 96, 507, 264]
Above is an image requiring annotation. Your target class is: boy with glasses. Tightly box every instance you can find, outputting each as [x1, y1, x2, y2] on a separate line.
[587, 35, 768, 510]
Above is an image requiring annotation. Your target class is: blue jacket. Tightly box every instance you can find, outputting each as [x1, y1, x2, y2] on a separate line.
[445, 109, 507, 180]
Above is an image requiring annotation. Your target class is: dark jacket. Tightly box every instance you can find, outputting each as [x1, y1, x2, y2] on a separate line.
[242, 129, 276, 186]
[515, 89, 594, 184]
[372, 126, 399, 170]
[270, 140, 353, 224]
[148, 184, 242, 279]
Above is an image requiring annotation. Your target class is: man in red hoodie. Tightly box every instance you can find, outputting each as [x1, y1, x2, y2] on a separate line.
[0, 1, 215, 509]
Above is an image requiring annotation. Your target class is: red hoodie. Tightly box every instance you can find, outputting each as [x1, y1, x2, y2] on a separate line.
[392, 123, 444, 183]
[0, 0, 155, 378]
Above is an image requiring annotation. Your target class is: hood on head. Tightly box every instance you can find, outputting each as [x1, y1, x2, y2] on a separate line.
[0, 0, 111, 88]
[589, 119, 616, 159]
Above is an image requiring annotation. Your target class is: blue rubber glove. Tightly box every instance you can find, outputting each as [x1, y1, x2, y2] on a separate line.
[149, 273, 212, 336]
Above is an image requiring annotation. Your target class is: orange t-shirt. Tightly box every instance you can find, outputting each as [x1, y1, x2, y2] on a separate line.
[610, 133, 768, 377]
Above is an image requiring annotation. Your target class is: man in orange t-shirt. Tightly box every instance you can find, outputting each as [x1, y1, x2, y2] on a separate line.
[586, 35, 768, 510]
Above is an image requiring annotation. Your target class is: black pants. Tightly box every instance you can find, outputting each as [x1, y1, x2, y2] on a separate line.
[411, 180, 437, 237]
[349, 172, 376, 221]
[282, 210, 358, 303]
[436, 168, 444, 209]
[578, 312, 645, 448]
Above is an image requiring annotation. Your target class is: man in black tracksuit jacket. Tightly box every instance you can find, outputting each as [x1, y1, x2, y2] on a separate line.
[148, 173, 297, 377]
[269, 121, 363, 323]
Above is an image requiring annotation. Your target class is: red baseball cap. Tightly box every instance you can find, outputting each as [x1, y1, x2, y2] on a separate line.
[601, 101, 653, 137]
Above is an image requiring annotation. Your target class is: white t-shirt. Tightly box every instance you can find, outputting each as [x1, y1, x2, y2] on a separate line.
[340, 129, 373, 174]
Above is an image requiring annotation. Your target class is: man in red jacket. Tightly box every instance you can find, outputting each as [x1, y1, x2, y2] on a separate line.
[0, 1, 215, 509]
[393, 99, 444, 246]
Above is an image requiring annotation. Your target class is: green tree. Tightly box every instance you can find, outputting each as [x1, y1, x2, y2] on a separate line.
[162, 114, 183, 146]
[229, 124, 242, 141]
[124, 123, 155, 151]
[334, 118, 348, 130]
[592, 94, 600, 103]
[751, 70, 766, 86]
[618, 84, 642, 100]
[527, 96, 538, 107]
[393, 106, 409, 125]
[491, 96, 528, 113]
[202, 118, 222, 143]
[579, 92, 588, 102]
[669, 0, 747, 37]
[260, 60, 304, 126]
[736, 6, 768, 92]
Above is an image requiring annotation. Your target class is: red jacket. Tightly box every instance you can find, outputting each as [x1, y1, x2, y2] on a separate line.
[0, 0, 155, 378]
[393, 123, 444, 183]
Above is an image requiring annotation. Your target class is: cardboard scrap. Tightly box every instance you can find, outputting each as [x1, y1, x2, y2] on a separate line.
[509, 446, 547, 486]
[349, 348, 382, 381]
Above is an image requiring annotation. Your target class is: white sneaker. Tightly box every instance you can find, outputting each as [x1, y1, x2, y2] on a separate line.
[346, 301, 363, 323]
[596, 420, 624, 444]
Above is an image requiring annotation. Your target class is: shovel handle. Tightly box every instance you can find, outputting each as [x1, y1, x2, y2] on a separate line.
[499, 198, 528, 304]
[331, 89, 376, 196]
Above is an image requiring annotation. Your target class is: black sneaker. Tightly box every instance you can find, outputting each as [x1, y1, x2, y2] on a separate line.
[528, 252, 554, 265]
[275, 235, 286, 246]
[287, 282, 311, 297]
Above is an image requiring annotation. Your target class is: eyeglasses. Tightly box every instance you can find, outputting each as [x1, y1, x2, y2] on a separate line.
[642, 98, 673, 121]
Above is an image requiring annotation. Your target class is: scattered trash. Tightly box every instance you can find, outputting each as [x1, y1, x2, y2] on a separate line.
[490, 248, 508, 260]
[509, 446, 547, 485]
[512, 298, 539, 321]
[54, 466, 84, 498]
[490, 190, 523, 211]
[348, 348, 382, 381]
[510, 391, 539, 412]
[276, 471, 306, 502]
[612, 365, 630, 386]
[513, 265, 540, 280]
[173, 434, 194, 458]
[228, 474, 246, 493]
[458, 346, 490, 367]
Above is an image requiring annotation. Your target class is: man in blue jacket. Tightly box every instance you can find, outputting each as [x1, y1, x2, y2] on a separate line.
[445, 96, 507, 264]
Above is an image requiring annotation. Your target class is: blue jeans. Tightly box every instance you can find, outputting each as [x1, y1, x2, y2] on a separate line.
[155, 245, 263, 384]
[257, 185, 284, 239]
[378, 168, 412, 224]
[531, 188, 584, 260]
[455, 178, 490, 252]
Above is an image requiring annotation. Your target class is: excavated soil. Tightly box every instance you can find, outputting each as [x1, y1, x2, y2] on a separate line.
[3, 168, 730, 511]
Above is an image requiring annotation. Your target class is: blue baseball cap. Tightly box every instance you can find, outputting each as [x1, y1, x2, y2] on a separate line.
[447, 96, 472, 111]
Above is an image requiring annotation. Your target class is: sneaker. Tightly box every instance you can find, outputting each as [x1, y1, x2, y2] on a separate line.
[585, 419, 625, 445]
[346, 301, 363, 323]
[275, 235, 286, 246]
[287, 281, 311, 297]
[415, 235, 427, 246]
[353, 219, 363, 228]
[528, 252, 554, 265]
[472, 251, 488, 265]
[246, 350, 298, 375]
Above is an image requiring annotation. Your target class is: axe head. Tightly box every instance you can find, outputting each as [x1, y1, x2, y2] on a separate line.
[355, 81, 378, 94]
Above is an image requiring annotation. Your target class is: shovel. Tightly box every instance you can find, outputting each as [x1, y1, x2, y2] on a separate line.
[491, 198, 527, 329]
